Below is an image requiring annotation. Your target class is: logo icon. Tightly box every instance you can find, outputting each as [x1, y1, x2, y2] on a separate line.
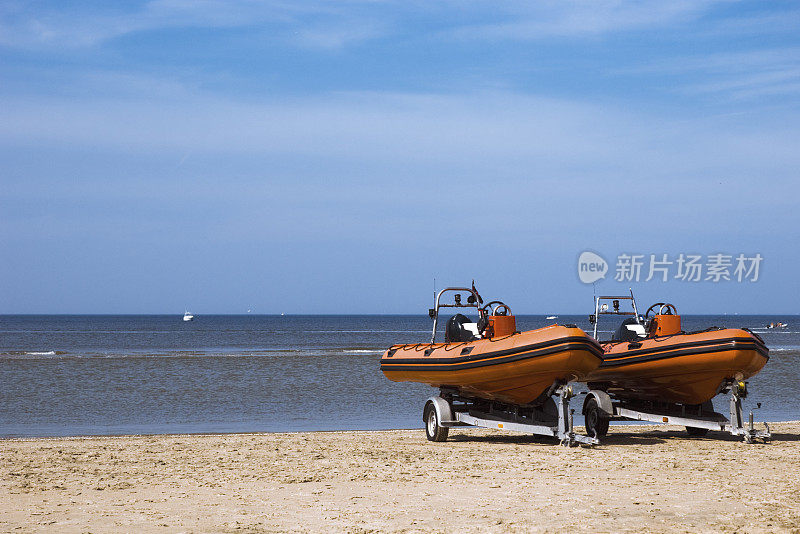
[578, 251, 608, 284]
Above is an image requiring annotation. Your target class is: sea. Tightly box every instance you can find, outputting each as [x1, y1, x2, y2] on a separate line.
[1, 314, 798, 438]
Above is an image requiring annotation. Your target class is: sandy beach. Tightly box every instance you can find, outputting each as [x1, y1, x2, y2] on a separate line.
[2, 422, 799, 533]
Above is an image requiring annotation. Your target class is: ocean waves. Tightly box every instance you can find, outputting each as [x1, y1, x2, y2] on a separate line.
[0, 347, 386, 359]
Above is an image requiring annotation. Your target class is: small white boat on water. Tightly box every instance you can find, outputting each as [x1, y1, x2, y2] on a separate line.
[183, 311, 194, 322]
[546, 315, 558, 320]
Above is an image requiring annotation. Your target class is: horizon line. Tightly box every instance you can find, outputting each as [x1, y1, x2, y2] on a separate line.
[0, 312, 797, 317]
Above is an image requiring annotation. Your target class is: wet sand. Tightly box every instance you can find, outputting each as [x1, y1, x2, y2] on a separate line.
[2, 422, 799, 533]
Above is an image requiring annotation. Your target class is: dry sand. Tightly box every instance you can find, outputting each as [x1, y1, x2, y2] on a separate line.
[2, 422, 799, 533]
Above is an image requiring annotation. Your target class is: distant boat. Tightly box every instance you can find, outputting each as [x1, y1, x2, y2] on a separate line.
[766, 322, 787, 329]
[546, 315, 558, 320]
[280, 312, 285, 316]
[183, 311, 194, 322]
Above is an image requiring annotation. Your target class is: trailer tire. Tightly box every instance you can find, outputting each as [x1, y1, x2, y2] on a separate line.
[424, 402, 449, 442]
[686, 426, 709, 437]
[584, 398, 609, 439]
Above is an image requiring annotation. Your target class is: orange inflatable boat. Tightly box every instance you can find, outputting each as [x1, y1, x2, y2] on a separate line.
[380, 285, 603, 405]
[585, 300, 768, 405]
[579, 293, 770, 443]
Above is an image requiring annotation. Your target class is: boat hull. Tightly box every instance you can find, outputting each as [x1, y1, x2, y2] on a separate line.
[380, 326, 603, 405]
[585, 329, 769, 405]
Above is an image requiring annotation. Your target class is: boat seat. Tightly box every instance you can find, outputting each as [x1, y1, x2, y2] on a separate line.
[613, 318, 646, 342]
[445, 314, 479, 343]
[462, 323, 481, 339]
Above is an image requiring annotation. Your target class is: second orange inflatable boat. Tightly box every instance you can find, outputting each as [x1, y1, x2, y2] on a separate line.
[380, 285, 603, 405]
[585, 300, 769, 405]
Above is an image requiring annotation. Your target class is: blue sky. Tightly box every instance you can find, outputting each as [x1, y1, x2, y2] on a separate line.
[1, 0, 799, 314]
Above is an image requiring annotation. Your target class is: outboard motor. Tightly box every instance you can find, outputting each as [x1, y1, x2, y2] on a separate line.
[445, 314, 476, 343]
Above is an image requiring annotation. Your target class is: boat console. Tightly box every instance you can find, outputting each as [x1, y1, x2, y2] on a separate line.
[429, 284, 516, 343]
[645, 303, 682, 336]
[589, 292, 682, 341]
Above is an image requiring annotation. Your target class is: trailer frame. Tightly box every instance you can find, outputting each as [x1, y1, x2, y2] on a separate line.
[583, 379, 771, 443]
[424, 383, 599, 447]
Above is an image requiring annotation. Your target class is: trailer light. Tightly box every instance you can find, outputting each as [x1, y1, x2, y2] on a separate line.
[737, 381, 747, 398]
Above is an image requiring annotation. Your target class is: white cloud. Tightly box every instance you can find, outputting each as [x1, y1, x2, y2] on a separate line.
[293, 20, 390, 49]
[685, 71, 800, 100]
[1, 87, 798, 184]
[699, 7, 800, 37]
[0, 0, 373, 50]
[442, 0, 726, 40]
[0, 0, 731, 51]
[622, 47, 800, 75]
[616, 47, 800, 101]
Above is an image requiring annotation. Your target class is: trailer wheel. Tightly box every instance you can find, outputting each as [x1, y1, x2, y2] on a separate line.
[584, 398, 609, 439]
[686, 426, 709, 437]
[424, 403, 449, 442]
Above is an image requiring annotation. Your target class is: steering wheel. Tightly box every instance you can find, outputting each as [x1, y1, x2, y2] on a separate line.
[645, 303, 677, 318]
[482, 301, 511, 316]
[494, 304, 511, 316]
[481, 301, 501, 315]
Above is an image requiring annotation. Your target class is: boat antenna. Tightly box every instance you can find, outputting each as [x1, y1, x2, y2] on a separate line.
[433, 277, 436, 306]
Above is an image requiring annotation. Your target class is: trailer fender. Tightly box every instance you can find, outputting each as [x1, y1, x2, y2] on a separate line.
[424, 396, 455, 426]
[583, 390, 613, 416]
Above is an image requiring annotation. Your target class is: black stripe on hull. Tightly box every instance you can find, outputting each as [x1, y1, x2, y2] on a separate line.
[381, 338, 603, 372]
[602, 336, 767, 360]
[599, 339, 768, 369]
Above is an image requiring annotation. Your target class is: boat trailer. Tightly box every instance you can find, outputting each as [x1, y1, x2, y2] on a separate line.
[583, 379, 771, 443]
[424, 383, 599, 447]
